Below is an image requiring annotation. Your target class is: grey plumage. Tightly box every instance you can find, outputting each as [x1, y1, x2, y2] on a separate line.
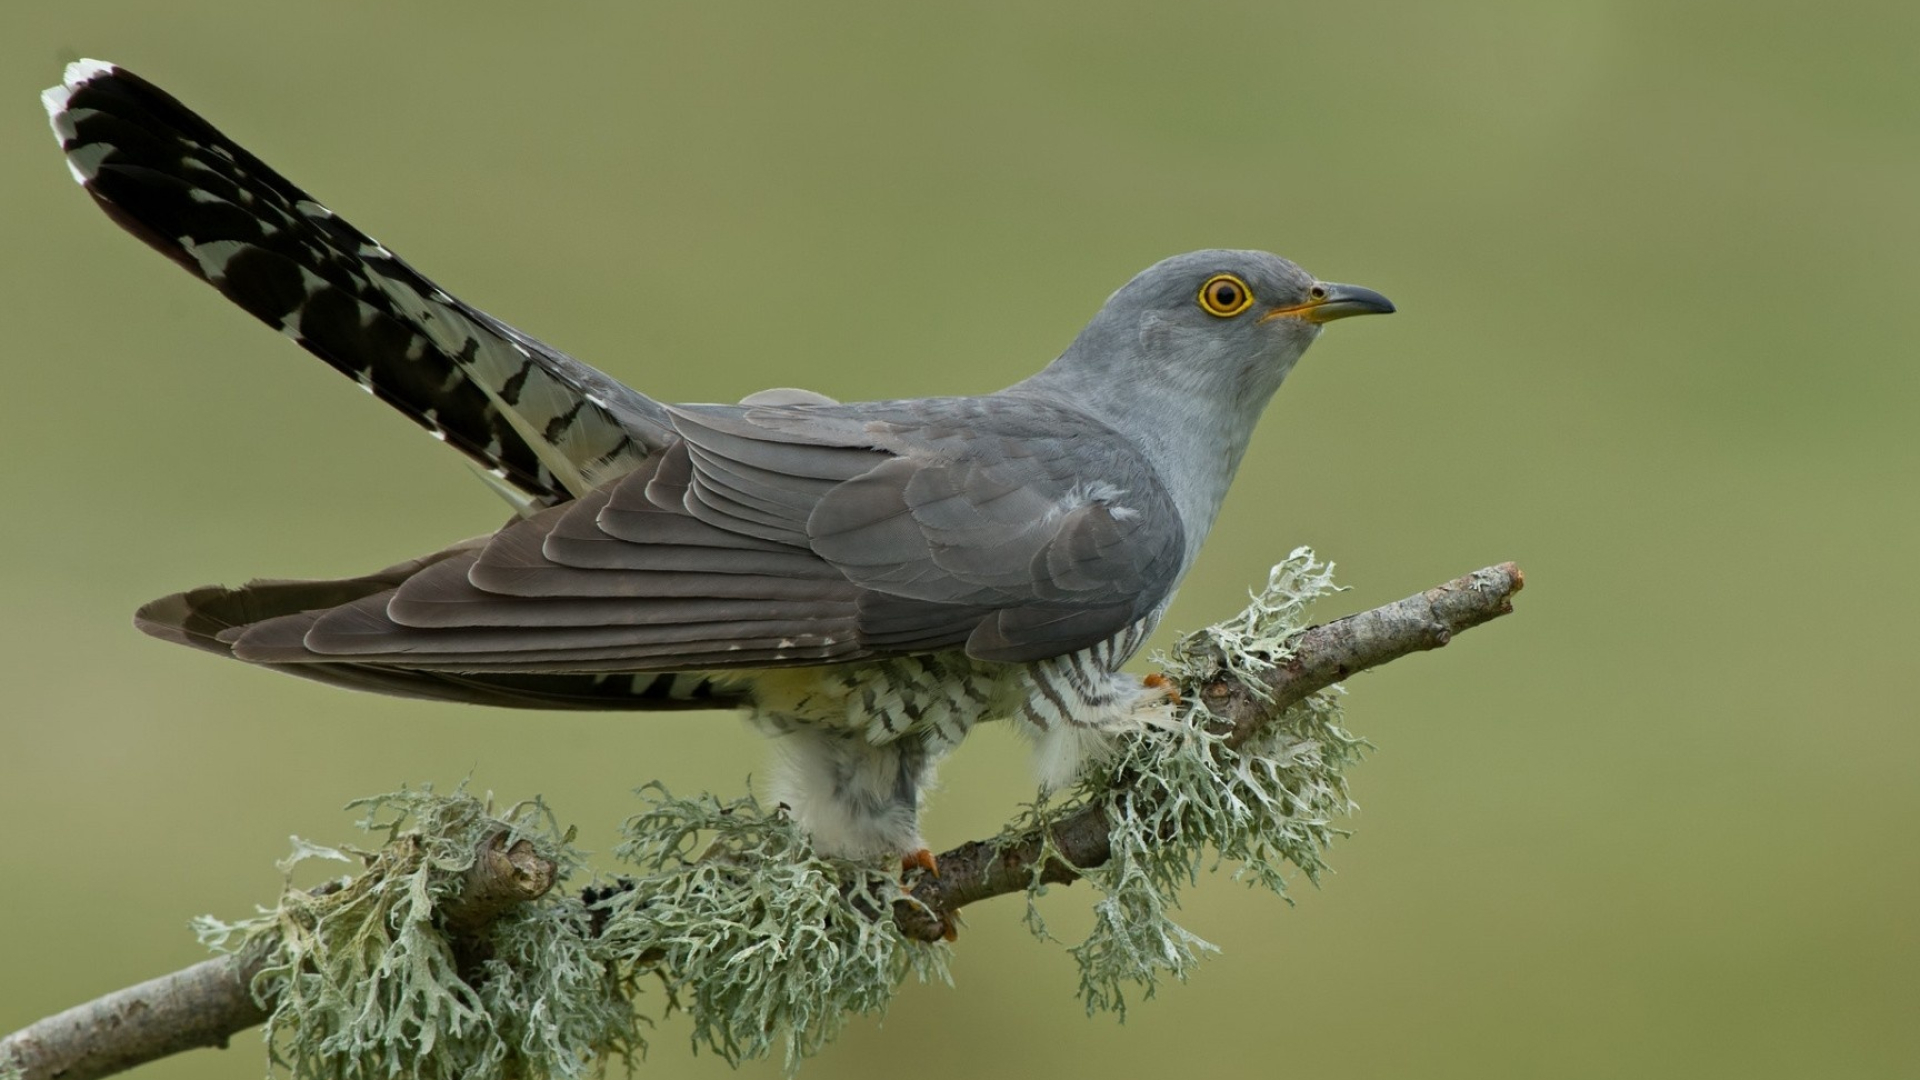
[45, 60, 1393, 860]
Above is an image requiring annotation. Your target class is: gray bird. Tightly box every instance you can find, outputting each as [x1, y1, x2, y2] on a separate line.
[44, 61, 1393, 863]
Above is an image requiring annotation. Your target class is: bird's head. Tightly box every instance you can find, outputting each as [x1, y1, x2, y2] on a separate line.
[1011, 250, 1393, 551]
[1059, 249, 1393, 407]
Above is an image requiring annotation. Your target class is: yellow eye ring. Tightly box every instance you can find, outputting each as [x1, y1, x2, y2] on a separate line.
[1197, 273, 1255, 317]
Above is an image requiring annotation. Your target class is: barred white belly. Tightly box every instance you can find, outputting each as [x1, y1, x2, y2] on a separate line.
[744, 617, 1164, 860]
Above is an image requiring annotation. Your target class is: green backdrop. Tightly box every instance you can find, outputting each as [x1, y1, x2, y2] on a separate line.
[3, 3, 1915, 1077]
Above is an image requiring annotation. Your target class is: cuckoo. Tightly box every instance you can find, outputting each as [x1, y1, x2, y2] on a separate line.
[44, 61, 1393, 863]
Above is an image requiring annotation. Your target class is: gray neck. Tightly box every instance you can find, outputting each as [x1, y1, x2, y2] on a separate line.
[1008, 346, 1296, 577]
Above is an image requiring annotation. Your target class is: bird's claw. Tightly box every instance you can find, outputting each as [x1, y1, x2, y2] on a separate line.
[901, 848, 939, 878]
[1142, 671, 1183, 706]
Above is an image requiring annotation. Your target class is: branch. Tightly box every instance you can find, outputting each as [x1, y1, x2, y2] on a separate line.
[1, 563, 1522, 1080]
[895, 562, 1524, 940]
[1, 832, 555, 1080]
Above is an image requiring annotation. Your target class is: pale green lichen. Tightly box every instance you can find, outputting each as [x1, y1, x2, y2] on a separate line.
[195, 783, 947, 1079]
[195, 784, 638, 1080]
[596, 785, 950, 1072]
[1033, 547, 1367, 1016]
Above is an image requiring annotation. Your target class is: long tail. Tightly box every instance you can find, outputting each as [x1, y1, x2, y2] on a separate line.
[43, 59, 670, 505]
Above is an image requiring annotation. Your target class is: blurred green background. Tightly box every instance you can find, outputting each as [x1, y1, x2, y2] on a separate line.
[3, 3, 1915, 1077]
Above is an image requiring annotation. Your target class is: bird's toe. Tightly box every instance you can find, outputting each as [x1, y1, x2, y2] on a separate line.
[1142, 671, 1183, 706]
[901, 847, 940, 878]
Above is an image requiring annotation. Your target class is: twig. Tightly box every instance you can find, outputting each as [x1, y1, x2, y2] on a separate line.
[0, 563, 1521, 1079]
[0, 834, 556, 1080]
[894, 562, 1524, 940]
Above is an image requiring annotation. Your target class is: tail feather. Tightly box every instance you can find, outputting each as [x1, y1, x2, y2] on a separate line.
[45, 60, 670, 504]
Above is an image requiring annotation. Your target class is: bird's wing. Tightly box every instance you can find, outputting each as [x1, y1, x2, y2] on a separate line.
[194, 397, 1185, 671]
[674, 398, 1188, 661]
[45, 60, 666, 504]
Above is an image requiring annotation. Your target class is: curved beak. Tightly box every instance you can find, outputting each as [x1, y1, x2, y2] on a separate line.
[1262, 282, 1396, 325]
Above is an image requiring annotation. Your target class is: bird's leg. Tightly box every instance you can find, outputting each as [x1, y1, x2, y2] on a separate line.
[764, 726, 938, 862]
[1015, 649, 1190, 792]
[901, 848, 939, 877]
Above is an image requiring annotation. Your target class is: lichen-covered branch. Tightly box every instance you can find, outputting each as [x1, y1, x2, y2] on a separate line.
[895, 562, 1524, 941]
[0, 831, 556, 1080]
[0, 561, 1522, 1080]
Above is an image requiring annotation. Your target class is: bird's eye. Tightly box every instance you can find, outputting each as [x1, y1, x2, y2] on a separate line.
[1308, 283, 1330, 301]
[1198, 273, 1254, 317]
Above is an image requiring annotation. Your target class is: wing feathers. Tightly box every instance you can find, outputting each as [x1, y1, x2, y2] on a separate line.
[145, 399, 1182, 677]
[386, 554, 851, 629]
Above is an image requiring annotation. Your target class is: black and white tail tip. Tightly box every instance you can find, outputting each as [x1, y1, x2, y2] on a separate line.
[42, 59, 115, 185]
[42, 59, 662, 508]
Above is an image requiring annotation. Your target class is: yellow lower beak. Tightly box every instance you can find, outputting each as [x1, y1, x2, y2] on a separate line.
[1262, 282, 1396, 324]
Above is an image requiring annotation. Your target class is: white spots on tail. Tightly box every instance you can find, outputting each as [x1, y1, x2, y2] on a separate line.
[43, 61, 121, 184]
[262, 267, 331, 339]
[43, 52, 642, 507]
[185, 237, 247, 283]
[43, 60, 116, 137]
[38, 86, 72, 139]
[46, 105, 90, 146]
[64, 59, 118, 84]
[61, 143, 109, 185]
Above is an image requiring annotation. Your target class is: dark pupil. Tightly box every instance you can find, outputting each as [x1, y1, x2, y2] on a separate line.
[1213, 284, 1238, 306]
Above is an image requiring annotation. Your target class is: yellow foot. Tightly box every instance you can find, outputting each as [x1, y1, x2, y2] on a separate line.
[897, 850, 959, 941]
[1142, 672, 1183, 706]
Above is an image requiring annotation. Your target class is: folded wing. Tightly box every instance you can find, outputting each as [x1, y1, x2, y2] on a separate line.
[146, 396, 1185, 686]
